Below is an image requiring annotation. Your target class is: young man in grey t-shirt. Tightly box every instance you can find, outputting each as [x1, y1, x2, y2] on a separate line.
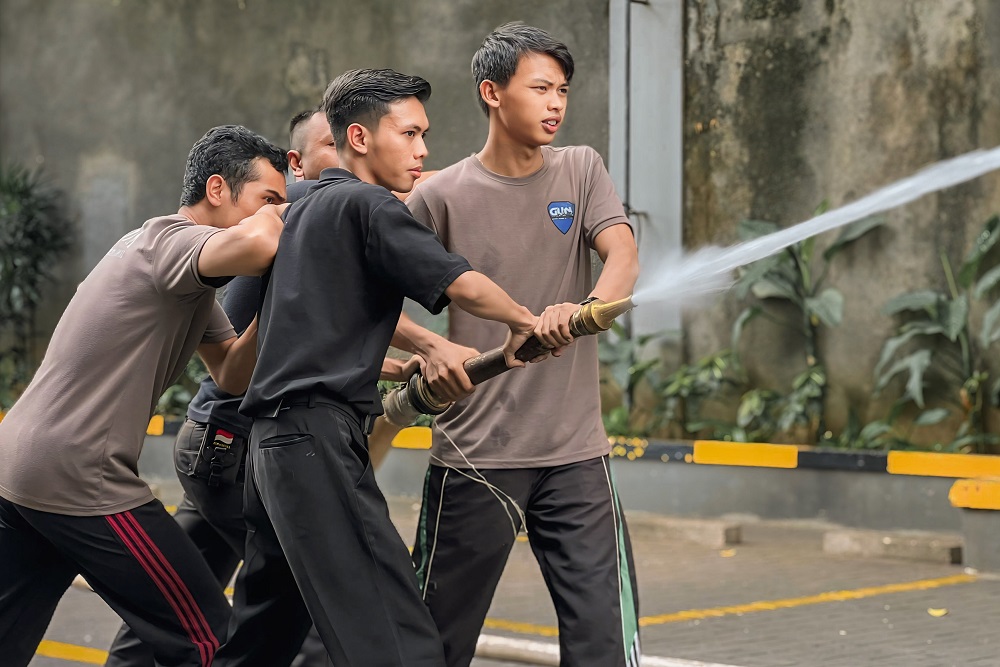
[0, 125, 288, 667]
[399, 24, 642, 667]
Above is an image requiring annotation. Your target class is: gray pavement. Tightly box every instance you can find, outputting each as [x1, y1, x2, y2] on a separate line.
[28, 492, 999, 667]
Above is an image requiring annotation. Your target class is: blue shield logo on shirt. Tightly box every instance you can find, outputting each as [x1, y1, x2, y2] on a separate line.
[548, 201, 575, 234]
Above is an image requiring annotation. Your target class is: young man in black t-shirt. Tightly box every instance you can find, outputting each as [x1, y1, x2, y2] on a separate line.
[213, 69, 549, 667]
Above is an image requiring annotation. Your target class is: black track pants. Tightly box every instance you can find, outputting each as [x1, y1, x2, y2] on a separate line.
[214, 402, 445, 667]
[411, 457, 641, 667]
[105, 419, 332, 667]
[0, 495, 230, 667]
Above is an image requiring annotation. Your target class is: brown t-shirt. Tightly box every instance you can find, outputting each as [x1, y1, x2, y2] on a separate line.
[406, 146, 632, 468]
[0, 215, 235, 516]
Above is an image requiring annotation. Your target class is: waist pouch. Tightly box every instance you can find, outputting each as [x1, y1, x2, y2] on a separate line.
[175, 421, 247, 487]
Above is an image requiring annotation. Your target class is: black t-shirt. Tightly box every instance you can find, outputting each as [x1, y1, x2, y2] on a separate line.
[241, 168, 471, 419]
[184, 175, 323, 437]
[284, 178, 318, 202]
[184, 275, 260, 438]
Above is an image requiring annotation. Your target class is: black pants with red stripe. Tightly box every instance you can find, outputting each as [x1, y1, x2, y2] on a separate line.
[0, 495, 231, 667]
[104, 419, 332, 667]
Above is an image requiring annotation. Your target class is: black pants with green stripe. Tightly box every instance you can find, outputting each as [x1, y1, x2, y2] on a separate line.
[411, 456, 641, 667]
[0, 495, 231, 667]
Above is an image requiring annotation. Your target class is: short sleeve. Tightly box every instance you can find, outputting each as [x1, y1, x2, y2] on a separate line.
[366, 197, 471, 314]
[151, 223, 222, 296]
[202, 300, 237, 344]
[405, 186, 436, 231]
[581, 148, 633, 248]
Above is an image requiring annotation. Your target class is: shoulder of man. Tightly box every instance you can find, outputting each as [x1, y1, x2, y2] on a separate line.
[545, 144, 603, 169]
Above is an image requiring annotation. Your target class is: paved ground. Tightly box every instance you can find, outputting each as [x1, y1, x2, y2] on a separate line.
[28, 492, 999, 667]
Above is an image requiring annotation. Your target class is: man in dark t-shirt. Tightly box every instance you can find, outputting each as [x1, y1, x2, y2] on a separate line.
[213, 69, 549, 666]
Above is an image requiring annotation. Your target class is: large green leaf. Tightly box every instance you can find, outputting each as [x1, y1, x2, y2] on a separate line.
[899, 320, 947, 336]
[732, 255, 783, 299]
[874, 329, 922, 378]
[882, 290, 940, 316]
[738, 219, 780, 241]
[751, 276, 800, 302]
[914, 408, 950, 427]
[859, 420, 893, 443]
[805, 288, 844, 327]
[874, 349, 932, 407]
[823, 215, 886, 261]
[731, 306, 761, 350]
[958, 215, 1000, 288]
[980, 299, 1000, 349]
[974, 264, 1000, 300]
[941, 295, 968, 342]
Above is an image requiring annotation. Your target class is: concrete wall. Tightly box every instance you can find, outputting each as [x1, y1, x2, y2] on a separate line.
[682, 0, 1000, 434]
[0, 0, 610, 342]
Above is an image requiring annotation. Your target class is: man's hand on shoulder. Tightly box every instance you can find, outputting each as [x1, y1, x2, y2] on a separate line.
[198, 203, 287, 278]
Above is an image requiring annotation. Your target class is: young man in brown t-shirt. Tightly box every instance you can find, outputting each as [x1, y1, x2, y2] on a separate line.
[0, 125, 288, 667]
[400, 24, 642, 667]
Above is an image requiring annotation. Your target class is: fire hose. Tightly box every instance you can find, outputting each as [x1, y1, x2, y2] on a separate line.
[381, 296, 635, 428]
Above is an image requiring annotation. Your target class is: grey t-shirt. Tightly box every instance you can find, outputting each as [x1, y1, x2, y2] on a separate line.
[0, 215, 235, 516]
[406, 146, 632, 468]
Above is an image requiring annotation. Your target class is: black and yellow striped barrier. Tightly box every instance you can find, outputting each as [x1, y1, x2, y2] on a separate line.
[145, 418, 1000, 482]
[608, 437, 1000, 480]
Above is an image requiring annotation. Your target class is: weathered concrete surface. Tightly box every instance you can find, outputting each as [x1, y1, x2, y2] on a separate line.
[627, 510, 743, 548]
[0, 0, 610, 346]
[682, 0, 1000, 439]
[959, 508, 1000, 573]
[822, 528, 963, 564]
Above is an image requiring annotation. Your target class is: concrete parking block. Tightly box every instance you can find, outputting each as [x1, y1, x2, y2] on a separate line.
[822, 528, 962, 564]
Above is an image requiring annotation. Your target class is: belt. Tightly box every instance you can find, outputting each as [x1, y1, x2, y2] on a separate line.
[272, 391, 376, 435]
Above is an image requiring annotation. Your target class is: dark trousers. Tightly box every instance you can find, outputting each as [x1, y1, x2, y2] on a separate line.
[105, 419, 331, 667]
[411, 456, 641, 667]
[213, 401, 445, 667]
[0, 495, 230, 667]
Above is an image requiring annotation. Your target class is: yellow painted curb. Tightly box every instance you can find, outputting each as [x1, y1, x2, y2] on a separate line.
[146, 415, 164, 436]
[36, 639, 107, 664]
[887, 451, 1000, 479]
[392, 426, 432, 450]
[693, 440, 798, 469]
[949, 478, 1000, 510]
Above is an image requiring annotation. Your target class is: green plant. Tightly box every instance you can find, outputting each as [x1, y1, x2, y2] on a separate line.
[873, 214, 1000, 453]
[598, 323, 665, 437]
[662, 349, 743, 436]
[157, 355, 209, 417]
[0, 164, 72, 409]
[730, 207, 884, 442]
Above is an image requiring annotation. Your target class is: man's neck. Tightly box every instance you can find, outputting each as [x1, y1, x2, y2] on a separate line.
[177, 205, 213, 227]
[476, 125, 544, 178]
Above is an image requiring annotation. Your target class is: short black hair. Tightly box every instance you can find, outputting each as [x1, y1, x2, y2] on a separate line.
[179, 125, 288, 207]
[321, 69, 432, 150]
[288, 109, 319, 152]
[472, 22, 574, 116]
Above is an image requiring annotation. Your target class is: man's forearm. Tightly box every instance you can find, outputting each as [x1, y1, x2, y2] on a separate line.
[214, 320, 258, 395]
[591, 228, 639, 302]
[445, 272, 534, 330]
[392, 312, 449, 356]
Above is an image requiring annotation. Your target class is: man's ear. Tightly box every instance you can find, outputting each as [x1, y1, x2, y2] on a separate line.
[205, 174, 227, 207]
[479, 80, 502, 112]
[345, 122, 369, 155]
[287, 150, 304, 178]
